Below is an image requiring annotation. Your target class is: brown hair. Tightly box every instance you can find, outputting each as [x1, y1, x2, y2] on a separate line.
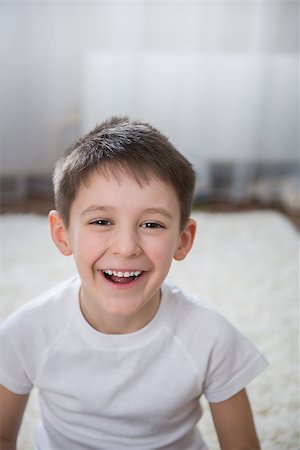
[53, 116, 195, 230]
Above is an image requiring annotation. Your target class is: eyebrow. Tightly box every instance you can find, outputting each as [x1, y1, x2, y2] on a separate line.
[141, 208, 173, 221]
[81, 205, 173, 220]
[81, 206, 114, 216]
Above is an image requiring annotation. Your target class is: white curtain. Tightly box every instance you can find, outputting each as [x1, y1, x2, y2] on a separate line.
[1, 1, 298, 203]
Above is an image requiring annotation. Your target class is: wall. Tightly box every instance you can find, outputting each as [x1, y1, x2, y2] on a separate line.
[0, 1, 298, 176]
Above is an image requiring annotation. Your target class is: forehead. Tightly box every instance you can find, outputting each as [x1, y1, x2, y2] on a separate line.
[73, 168, 180, 212]
[82, 163, 160, 188]
[82, 168, 176, 196]
[80, 165, 175, 193]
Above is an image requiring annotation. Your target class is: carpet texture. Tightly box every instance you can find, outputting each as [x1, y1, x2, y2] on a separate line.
[0, 211, 299, 449]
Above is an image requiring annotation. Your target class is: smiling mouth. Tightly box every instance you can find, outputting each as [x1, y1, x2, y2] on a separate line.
[102, 269, 143, 284]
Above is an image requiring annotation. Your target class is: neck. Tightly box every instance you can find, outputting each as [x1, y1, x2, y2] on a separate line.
[79, 289, 161, 335]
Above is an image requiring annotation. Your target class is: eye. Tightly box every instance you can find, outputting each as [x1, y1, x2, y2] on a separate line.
[89, 219, 112, 226]
[141, 222, 164, 229]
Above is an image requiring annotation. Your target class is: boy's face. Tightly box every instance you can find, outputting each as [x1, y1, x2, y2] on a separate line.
[49, 171, 196, 334]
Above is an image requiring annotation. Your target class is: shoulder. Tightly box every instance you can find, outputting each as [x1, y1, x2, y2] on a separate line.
[163, 281, 261, 349]
[162, 281, 267, 357]
[162, 281, 227, 337]
[0, 276, 80, 343]
[162, 282, 268, 401]
[0, 276, 81, 393]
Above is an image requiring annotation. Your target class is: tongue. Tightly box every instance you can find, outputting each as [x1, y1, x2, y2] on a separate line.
[111, 275, 135, 284]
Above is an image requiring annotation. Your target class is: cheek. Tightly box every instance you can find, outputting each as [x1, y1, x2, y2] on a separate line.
[146, 235, 179, 263]
[72, 233, 104, 262]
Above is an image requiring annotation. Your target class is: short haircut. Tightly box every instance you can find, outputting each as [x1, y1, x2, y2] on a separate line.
[53, 116, 195, 230]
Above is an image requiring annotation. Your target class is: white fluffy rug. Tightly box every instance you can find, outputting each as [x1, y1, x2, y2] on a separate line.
[0, 211, 299, 449]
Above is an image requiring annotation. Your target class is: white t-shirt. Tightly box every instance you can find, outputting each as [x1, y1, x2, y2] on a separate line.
[0, 276, 268, 450]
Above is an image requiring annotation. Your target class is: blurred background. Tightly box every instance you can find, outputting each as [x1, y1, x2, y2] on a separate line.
[0, 0, 299, 226]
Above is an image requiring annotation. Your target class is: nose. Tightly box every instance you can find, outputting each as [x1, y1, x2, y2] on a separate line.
[111, 226, 142, 258]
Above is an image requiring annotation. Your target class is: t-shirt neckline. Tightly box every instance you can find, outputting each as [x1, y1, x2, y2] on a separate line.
[69, 276, 169, 350]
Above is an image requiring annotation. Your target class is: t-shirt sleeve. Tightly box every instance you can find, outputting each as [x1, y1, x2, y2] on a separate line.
[202, 313, 268, 403]
[0, 313, 33, 394]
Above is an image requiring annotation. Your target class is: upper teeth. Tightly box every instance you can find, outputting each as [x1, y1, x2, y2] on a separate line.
[103, 270, 142, 278]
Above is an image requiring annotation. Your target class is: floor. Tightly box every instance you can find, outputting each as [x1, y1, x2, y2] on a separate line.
[1, 196, 299, 230]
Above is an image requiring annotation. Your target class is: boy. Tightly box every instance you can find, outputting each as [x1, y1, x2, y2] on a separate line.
[0, 117, 268, 450]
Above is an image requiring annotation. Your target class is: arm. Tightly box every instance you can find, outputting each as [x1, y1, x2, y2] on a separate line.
[0, 385, 29, 450]
[209, 388, 261, 450]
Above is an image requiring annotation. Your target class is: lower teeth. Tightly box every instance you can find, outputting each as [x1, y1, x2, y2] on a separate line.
[104, 273, 137, 283]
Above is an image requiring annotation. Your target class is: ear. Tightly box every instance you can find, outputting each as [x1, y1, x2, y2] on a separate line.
[48, 210, 73, 256]
[174, 218, 197, 261]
